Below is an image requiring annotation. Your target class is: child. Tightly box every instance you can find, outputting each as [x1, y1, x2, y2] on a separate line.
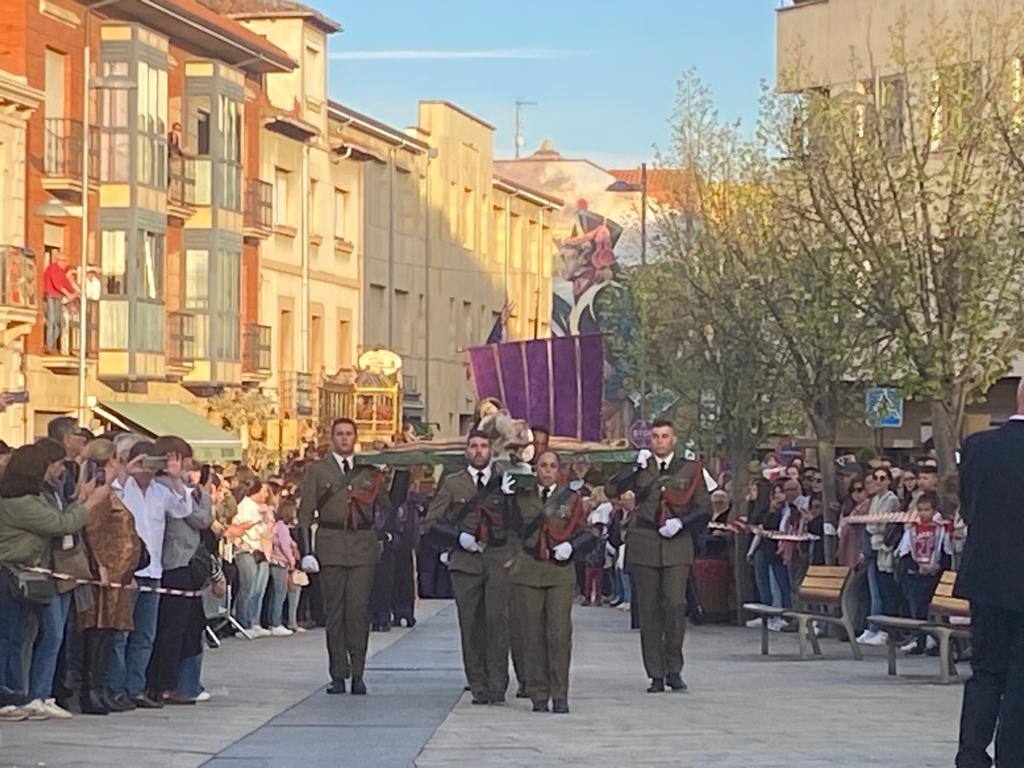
[582, 522, 608, 606]
[897, 491, 952, 654]
[278, 499, 306, 633]
[268, 500, 298, 637]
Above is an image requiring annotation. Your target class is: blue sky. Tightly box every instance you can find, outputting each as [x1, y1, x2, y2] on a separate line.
[321, 0, 780, 169]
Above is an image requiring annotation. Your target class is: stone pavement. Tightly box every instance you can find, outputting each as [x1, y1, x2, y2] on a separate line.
[0, 600, 966, 768]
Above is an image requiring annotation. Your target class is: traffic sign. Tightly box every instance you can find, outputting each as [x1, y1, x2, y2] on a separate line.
[629, 419, 652, 449]
[865, 388, 904, 429]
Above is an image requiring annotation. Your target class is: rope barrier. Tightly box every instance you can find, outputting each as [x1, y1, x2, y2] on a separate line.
[16, 566, 203, 598]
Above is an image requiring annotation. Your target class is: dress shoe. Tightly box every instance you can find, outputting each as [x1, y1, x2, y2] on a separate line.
[131, 695, 164, 709]
[488, 690, 506, 705]
[326, 680, 347, 695]
[79, 689, 110, 715]
[104, 694, 135, 712]
[647, 678, 665, 694]
[350, 678, 367, 695]
[516, 684, 529, 699]
[471, 691, 489, 705]
[666, 673, 688, 692]
[551, 699, 570, 714]
[532, 700, 550, 712]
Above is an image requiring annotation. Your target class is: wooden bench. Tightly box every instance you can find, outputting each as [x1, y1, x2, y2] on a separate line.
[743, 565, 862, 660]
[868, 571, 971, 684]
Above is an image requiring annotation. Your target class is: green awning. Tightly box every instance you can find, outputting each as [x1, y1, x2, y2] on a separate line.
[94, 401, 242, 463]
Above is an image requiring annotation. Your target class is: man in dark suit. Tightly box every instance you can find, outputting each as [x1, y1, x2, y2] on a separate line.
[606, 419, 711, 693]
[955, 385, 1024, 768]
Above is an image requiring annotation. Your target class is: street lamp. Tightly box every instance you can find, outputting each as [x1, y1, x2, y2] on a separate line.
[606, 162, 648, 265]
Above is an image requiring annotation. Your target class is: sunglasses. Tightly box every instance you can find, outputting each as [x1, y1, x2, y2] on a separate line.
[872, 474, 889, 481]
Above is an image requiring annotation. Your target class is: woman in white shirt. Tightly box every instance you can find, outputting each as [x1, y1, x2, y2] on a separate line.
[231, 481, 270, 637]
[857, 467, 902, 646]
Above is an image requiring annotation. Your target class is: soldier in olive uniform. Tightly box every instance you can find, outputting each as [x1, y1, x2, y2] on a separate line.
[606, 420, 711, 693]
[510, 450, 594, 714]
[424, 430, 517, 704]
[299, 417, 390, 696]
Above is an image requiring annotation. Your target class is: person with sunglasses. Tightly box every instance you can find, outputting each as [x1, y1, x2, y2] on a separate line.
[898, 466, 921, 512]
[856, 468, 901, 647]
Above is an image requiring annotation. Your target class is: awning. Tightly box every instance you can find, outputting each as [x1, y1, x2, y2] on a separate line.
[94, 401, 242, 463]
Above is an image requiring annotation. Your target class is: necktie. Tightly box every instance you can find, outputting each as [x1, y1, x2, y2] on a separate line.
[342, 458, 351, 474]
[476, 471, 485, 491]
[660, 461, 668, 473]
[542, 487, 551, 502]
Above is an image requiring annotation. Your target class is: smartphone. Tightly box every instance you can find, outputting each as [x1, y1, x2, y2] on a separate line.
[2, 390, 28, 404]
[199, 463, 211, 486]
[142, 455, 168, 471]
[94, 467, 106, 487]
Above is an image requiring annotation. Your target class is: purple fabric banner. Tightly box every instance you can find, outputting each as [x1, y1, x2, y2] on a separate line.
[468, 334, 604, 440]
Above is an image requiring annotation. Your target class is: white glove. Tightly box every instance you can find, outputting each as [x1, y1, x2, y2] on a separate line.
[636, 448, 653, 469]
[300, 555, 321, 573]
[458, 532, 483, 553]
[552, 542, 573, 561]
[501, 472, 516, 495]
[439, 550, 451, 566]
[658, 518, 684, 538]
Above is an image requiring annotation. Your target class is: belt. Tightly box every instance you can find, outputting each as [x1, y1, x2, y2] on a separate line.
[634, 517, 661, 531]
[319, 520, 373, 532]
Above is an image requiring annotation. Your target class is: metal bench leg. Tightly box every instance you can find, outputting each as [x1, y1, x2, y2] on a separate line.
[887, 633, 897, 677]
[761, 616, 770, 656]
[797, 617, 811, 658]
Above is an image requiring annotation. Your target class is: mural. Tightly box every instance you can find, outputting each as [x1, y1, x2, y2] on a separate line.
[552, 199, 637, 439]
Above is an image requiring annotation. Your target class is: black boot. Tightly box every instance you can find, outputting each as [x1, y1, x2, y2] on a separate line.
[350, 678, 367, 695]
[665, 673, 688, 692]
[81, 630, 111, 715]
[646, 678, 665, 693]
[80, 688, 110, 715]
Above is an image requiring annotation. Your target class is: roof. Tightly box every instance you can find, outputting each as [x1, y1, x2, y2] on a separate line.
[327, 100, 430, 152]
[608, 168, 698, 207]
[492, 174, 563, 208]
[419, 100, 495, 131]
[94, 401, 242, 463]
[197, 0, 341, 32]
[100, 0, 296, 73]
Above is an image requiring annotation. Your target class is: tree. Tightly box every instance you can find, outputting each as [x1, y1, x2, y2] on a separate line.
[777, 9, 1024, 475]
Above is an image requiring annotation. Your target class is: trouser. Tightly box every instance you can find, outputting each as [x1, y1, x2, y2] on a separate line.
[369, 548, 394, 625]
[235, 553, 269, 629]
[81, 629, 115, 695]
[391, 550, 415, 622]
[509, 584, 526, 689]
[44, 295, 62, 350]
[320, 564, 375, 681]
[516, 581, 573, 701]
[287, 584, 301, 629]
[147, 567, 203, 695]
[450, 559, 510, 697]
[28, 590, 71, 699]
[0, 569, 26, 690]
[584, 566, 603, 603]
[903, 572, 940, 647]
[631, 563, 690, 680]
[957, 602, 1024, 768]
[108, 580, 159, 698]
[177, 651, 203, 699]
[269, 565, 289, 628]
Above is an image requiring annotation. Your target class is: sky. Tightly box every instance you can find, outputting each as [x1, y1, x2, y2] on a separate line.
[321, 0, 780, 170]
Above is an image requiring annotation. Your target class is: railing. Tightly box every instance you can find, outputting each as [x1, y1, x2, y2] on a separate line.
[0, 246, 37, 309]
[43, 118, 99, 180]
[168, 155, 196, 208]
[244, 178, 273, 230]
[47, 298, 98, 357]
[166, 310, 196, 367]
[242, 322, 271, 373]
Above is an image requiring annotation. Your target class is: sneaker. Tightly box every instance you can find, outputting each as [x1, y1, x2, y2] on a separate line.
[0, 705, 27, 721]
[900, 639, 919, 654]
[19, 699, 51, 721]
[926, 635, 939, 651]
[812, 621, 825, 637]
[617, 603, 630, 613]
[745, 617, 764, 629]
[861, 631, 889, 647]
[196, 691, 211, 703]
[288, 625, 307, 633]
[270, 626, 294, 637]
[768, 617, 786, 632]
[41, 698, 73, 719]
[856, 629, 876, 644]
[249, 626, 272, 638]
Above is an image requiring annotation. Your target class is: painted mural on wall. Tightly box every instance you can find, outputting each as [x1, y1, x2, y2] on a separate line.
[552, 199, 637, 439]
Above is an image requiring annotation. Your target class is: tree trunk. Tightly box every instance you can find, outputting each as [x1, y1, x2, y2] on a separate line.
[930, 399, 960, 480]
[809, 412, 838, 565]
[725, 431, 755, 625]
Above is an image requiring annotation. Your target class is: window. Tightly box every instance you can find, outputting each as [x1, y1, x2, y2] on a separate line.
[881, 76, 905, 151]
[220, 95, 242, 210]
[931, 63, 982, 148]
[279, 308, 294, 372]
[184, 250, 209, 310]
[333, 188, 347, 240]
[310, 313, 323, 373]
[274, 167, 290, 226]
[216, 248, 240, 359]
[44, 49, 66, 120]
[101, 230, 126, 295]
[196, 109, 210, 155]
[137, 60, 168, 187]
[139, 230, 163, 300]
[337, 319, 351, 366]
[100, 61, 130, 182]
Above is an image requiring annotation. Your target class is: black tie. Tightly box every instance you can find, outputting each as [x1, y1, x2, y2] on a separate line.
[476, 471, 485, 491]
[660, 461, 668, 473]
[542, 487, 551, 502]
[342, 458, 351, 474]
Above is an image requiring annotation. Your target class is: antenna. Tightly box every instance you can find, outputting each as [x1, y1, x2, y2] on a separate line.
[514, 100, 537, 159]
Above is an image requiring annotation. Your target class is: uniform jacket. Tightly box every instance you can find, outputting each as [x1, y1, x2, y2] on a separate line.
[510, 484, 586, 588]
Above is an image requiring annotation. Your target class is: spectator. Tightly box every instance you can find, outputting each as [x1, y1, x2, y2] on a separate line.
[268, 499, 297, 637]
[0, 444, 102, 721]
[41, 251, 79, 353]
[896, 491, 951, 655]
[231, 480, 271, 637]
[581, 522, 607, 606]
[47, 417, 85, 506]
[898, 466, 920, 512]
[837, 478, 868, 568]
[857, 466, 901, 647]
[107, 440, 192, 710]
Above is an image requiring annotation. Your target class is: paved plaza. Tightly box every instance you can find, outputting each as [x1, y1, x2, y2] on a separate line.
[0, 600, 964, 768]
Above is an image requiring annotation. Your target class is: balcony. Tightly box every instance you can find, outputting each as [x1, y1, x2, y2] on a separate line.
[166, 310, 196, 373]
[0, 246, 37, 343]
[42, 118, 99, 198]
[243, 179, 273, 240]
[168, 155, 197, 222]
[242, 322, 271, 380]
[41, 298, 98, 374]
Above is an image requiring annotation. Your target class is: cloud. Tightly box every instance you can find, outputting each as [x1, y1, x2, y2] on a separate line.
[329, 48, 579, 61]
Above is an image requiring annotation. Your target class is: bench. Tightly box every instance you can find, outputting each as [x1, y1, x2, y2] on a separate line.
[868, 571, 971, 684]
[743, 565, 862, 660]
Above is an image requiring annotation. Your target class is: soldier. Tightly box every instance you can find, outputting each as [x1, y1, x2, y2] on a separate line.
[606, 419, 711, 693]
[298, 417, 391, 696]
[510, 450, 593, 714]
[424, 430, 517, 705]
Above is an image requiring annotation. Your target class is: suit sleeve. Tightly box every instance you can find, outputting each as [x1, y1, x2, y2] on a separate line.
[423, 480, 454, 532]
[298, 467, 319, 530]
[957, 435, 979, 527]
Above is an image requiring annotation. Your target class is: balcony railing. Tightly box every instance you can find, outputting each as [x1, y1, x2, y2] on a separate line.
[244, 179, 273, 231]
[43, 118, 99, 180]
[46, 298, 98, 358]
[166, 310, 196, 367]
[0, 246, 37, 309]
[168, 155, 196, 209]
[242, 322, 271, 374]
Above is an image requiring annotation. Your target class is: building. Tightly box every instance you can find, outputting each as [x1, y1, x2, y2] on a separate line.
[0, 70, 43, 445]
[1, 0, 295, 440]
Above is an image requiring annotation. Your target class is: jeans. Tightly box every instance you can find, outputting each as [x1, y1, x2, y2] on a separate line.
[617, 566, 632, 604]
[753, 549, 773, 605]
[866, 553, 884, 631]
[287, 584, 301, 629]
[903, 572, 940, 648]
[269, 565, 289, 628]
[177, 651, 203, 699]
[108, 579, 160, 698]
[235, 553, 269, 629]
[44, 295, 62, 350]
[770, 563, 792, 610]
[0, 571, 27, 691]
[28, 590, 71, 699]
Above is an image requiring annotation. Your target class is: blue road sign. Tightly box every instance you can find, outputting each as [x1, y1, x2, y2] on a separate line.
[865, 387, 904, 429]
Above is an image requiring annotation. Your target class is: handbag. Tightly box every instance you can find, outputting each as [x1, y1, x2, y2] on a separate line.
[6, 567, 56, 606]
[188, 545, 215, 588]
[291, 570, 309, 588]
[52, 540, 93, 595]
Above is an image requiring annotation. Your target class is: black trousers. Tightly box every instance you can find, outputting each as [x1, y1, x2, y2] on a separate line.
[957, 602, 1024, 768]
[391, 550, 415, 621]
[147, 566, 204, 695]
[81, 628, 115, 693]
